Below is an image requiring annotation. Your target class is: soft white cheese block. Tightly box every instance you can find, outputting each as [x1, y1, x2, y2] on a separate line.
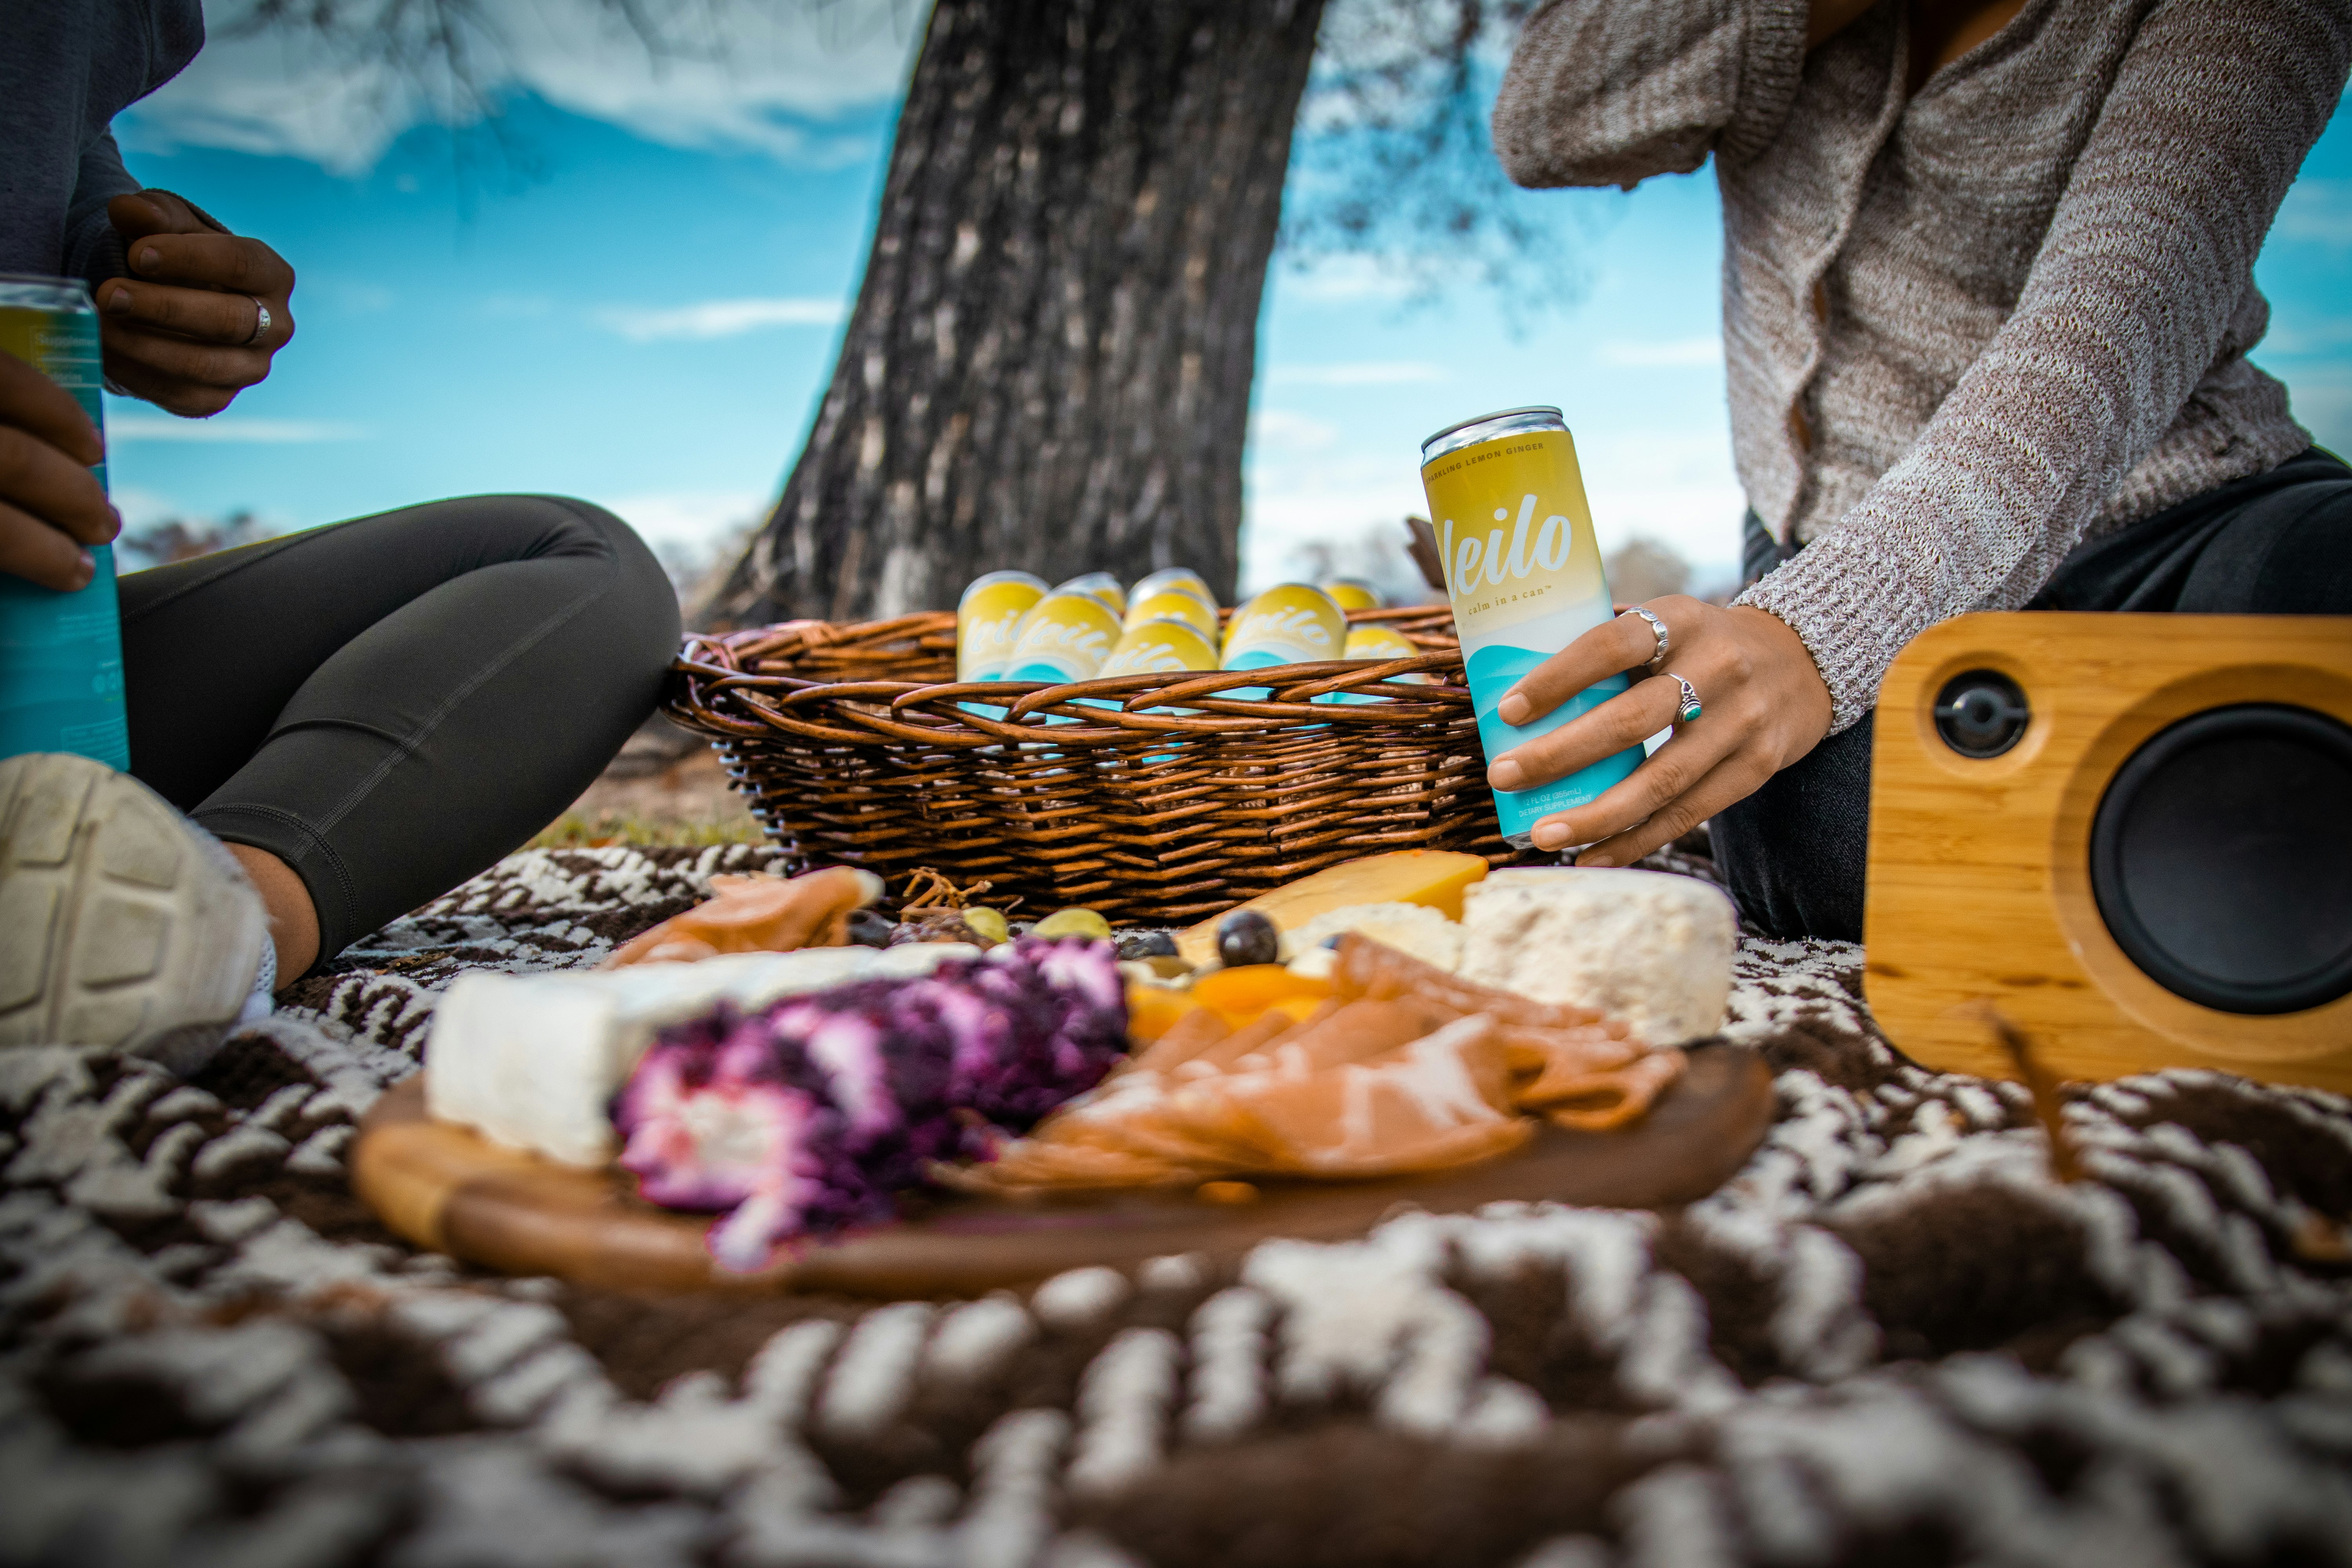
[425, 944, 978, 1166]
[1457, 868, 1735, 1045]
[1282, 902, 1464, 978]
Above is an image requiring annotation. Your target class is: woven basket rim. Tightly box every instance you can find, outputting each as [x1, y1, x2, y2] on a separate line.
[672, 606, 1468, 744]
[660, 606, 1508, 924]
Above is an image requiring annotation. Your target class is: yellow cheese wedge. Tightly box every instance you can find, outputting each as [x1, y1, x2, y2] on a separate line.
[1175, 850, 1489, 968]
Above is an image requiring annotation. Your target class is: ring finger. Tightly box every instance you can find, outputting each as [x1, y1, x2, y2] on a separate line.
[99, 280, 269, 346]
[1491, 666, 1684, 794]
[1522, 678, 1739, 849]
[0, 500, 98, 592]
[1571, 747, 1773, 869]
[98, 324, 268, 389]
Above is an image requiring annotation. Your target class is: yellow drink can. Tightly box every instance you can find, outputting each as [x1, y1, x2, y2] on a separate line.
[1316, 623, 1433, 706]
[1321, 578, 1385, 612]
[1123, 586, 1218, 639]
[956, 570, 1047, 681]
[1343, 623, 1432, 674]
[0, 275, 128, 769]
[1131, 566, 1212, 608]
[1053, 572, 1126, 618]
[1004, 590, 1122, 683]
[1221, 582, 1344, 668]
[1419, 405, 1639, 844]
[1099, 617, 1219, 679]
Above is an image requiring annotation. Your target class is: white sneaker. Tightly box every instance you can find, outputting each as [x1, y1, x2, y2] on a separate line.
[0, 753, 272, 1074]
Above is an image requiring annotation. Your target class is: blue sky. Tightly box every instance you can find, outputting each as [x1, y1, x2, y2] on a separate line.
[105, 5, 2352, 600]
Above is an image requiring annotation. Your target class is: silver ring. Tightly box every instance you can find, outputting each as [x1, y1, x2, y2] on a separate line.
[1666, 672, 1702, 723]
[245, 297, 272, 345]
[1622, 605, 1670, 671]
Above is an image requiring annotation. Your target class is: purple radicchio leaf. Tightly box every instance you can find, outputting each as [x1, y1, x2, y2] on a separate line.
[612, 936, 1128, 1271]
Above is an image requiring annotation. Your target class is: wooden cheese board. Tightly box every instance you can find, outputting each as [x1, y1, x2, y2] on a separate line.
[350, 1046, 1774, 1297]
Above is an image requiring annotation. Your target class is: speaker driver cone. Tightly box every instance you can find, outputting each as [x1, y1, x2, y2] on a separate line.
[2090, 704, 2352, 1015]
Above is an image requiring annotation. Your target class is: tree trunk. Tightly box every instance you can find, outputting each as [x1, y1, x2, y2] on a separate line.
[706, 0, 1329, 627]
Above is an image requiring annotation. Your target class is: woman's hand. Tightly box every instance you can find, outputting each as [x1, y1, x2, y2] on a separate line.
[0, 350, 118, 591]
[1485, 596, 1833, 864]
[96, 191, 296, 417]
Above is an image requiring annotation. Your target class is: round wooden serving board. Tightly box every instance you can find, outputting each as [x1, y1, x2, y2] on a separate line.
[350, 1046, 1774, 1297]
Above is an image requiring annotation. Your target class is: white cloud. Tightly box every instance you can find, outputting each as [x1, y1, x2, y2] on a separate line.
[1248, 409, 1342, 454]
[1273, 256, 1417, 306]
[1241, 425, 1744, 600]
[599, 489, 768, 550]
[119, 0, 924, 175]
[1597, 336, 1721, 368]
[1266, 361, 1448, 387]
[2273, 365, 2352, 454]
[108, 416, 365, 443]
[299, 276, 396, 314]
[594, 297, 847, 342]
[2256, 315, 2352, 356]
[2276, 179, 2352, 249]
[108, 485, 195, 532]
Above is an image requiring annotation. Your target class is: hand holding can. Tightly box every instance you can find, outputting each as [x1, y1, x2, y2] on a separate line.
[0, 275, 130, 768]
[1483, 592, 1833, 863]
[1417, 406, 1641, 848]
[0, 291, 117, 592]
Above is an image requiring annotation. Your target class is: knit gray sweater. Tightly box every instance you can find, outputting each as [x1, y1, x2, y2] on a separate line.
[1493, 0, 2350, 730]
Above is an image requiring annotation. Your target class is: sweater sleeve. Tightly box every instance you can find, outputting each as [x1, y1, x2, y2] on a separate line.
[1491, 0, 1811, 188]
[1737, 0, 2352, 732]
[62, 129, 140, 294]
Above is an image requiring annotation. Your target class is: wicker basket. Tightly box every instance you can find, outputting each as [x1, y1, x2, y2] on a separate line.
[664, 606, 1526, 924]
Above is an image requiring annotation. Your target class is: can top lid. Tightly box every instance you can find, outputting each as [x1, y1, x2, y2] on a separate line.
[1420, 405, 1565, 462]
[0, 273, 95, 312]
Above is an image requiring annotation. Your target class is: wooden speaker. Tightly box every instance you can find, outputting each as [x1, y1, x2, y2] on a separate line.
[1864, 612, 2352, 1092]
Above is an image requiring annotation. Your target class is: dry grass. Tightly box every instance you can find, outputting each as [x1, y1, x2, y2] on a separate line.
[528, 810, 768, 849]
[528, 734, 767, 849]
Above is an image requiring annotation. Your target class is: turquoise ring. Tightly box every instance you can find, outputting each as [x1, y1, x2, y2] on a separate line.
[1668, 673, 1702, 723]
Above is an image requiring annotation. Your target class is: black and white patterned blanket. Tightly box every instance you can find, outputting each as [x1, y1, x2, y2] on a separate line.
[5, 844, 2350, 1568]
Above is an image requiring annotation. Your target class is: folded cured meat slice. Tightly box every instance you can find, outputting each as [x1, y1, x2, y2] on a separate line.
[1524, 1051, 1688, 1133]
[1330, 933, 1686, 1128]
[1330, 933, 1623, 1033]
[604, 867, 882, 968]
[1213, 1014, 1531, 1176]
[1122, 1006, 1233, 1076]
[959, 935, 1693, 1196]
[962, 997, 1528, 1191]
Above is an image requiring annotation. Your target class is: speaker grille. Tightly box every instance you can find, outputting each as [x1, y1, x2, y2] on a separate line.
[2091, 704, 2352, 1015]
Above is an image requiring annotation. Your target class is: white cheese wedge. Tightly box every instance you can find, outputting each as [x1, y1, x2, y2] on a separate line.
[1281, 902, 1465, 976]
[1457, 868, 1735, 1045]
[425, 943, 978, 1167]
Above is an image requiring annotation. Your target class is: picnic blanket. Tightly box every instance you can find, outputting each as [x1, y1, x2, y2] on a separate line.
[4, 841, 2351, 1568]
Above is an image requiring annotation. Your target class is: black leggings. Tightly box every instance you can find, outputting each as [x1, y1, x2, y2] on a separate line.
[1715, 447, 2352, 940]
[119, 495, 681, 969]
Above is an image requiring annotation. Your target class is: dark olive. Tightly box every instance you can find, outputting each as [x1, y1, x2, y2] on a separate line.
[1216, 907, 1281, 968]
[847, 908, 898, 948]
[889, 909, 982, 946]
[1117, 931, 1180, 960]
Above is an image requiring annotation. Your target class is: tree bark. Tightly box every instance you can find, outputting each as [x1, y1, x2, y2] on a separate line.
[706, 0, 1330, 627]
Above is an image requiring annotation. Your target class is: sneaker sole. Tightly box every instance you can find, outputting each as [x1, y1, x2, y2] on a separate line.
[0, 753, 269, 1073]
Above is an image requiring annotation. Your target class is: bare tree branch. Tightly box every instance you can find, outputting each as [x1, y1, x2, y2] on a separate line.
[230, 0, 1580, 311]
[1283, 0, 1592, 320]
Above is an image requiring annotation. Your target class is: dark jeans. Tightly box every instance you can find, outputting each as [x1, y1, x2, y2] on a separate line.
[120, 495, 681, 969]
[1715, 447, 2352, 940]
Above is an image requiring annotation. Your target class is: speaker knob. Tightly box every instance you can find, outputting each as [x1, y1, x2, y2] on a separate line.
[1934, 670, 2031, 758]
[2091, 704, 2352, 1015]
